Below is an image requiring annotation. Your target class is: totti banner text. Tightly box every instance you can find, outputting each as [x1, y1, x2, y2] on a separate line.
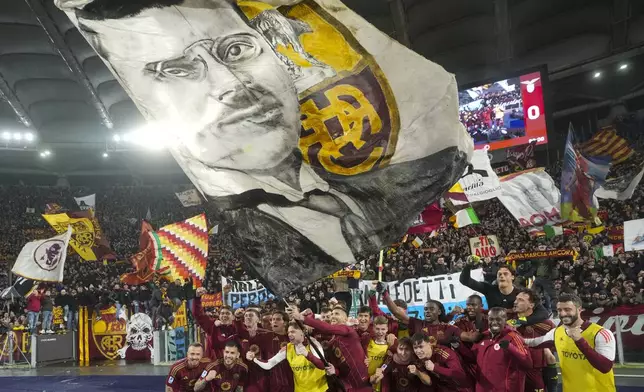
[361, 269, 487, 320]
[57, 0, 473, 296]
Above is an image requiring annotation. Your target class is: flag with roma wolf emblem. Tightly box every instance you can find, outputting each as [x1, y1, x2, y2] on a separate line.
[58, 0, 473, 295]
[42, 210, 116, 261]
[12, 227, 72, 282]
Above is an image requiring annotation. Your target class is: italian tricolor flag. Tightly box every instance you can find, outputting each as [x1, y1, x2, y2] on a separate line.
[543, 225, 574, 239]
[452, 207, 479, 228]
[543, 225, 563, 239]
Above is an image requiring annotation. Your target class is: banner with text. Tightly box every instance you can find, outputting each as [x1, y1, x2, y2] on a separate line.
[469, 235, 500, 257]
[498, 168, 563, 236]
[504, 249, 578, 264]
[459, 150, 502, 202]
[584, 305, 644, 352]
[608, 226, 624, 244]
[221, 277, 275, 309]
[361, 269, 487, 320]
[201, 293, 223, 308]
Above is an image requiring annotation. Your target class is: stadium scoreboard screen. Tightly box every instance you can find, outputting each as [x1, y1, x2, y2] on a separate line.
[458, 69, 548, 151]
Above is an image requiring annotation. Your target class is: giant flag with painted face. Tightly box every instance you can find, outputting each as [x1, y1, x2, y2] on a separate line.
[57, 0, 474, 295]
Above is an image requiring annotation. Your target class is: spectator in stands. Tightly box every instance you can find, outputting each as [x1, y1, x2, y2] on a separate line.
[24, 288, 43, 334]
[156, 297, 175, 330]
[39, 290, 54, 334]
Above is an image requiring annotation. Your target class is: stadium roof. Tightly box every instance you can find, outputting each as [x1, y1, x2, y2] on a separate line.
[1, 0, 644, 182]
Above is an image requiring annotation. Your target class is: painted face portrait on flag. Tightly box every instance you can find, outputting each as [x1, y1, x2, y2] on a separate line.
[58, 0, 473, 295]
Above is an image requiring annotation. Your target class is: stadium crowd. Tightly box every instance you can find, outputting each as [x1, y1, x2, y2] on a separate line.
[0, 125, 643, 338]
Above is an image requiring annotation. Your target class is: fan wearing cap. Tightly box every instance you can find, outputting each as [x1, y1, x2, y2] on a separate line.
[291, 305, 371, 392]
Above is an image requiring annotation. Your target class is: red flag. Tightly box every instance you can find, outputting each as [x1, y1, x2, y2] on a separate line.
[407, 202, 443, 234]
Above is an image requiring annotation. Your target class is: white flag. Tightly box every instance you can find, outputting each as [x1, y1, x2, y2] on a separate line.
[458, 150, 502, 202]
[497, 168, 562, 236]
[74, 194, 96, 210]
[175, 189, 202, 207]
[12, 227, 72, 282]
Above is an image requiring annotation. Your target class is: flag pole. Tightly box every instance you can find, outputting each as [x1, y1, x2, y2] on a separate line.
[378, 250, 384, 282]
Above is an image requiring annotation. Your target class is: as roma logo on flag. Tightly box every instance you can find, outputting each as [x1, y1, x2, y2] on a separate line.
[91, 307, 126, 360]
[237, 0, 400, 176]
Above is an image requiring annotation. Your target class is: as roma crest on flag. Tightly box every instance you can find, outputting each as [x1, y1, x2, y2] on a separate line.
[58, 0, 473, 295]
[90, 307, 127, 360]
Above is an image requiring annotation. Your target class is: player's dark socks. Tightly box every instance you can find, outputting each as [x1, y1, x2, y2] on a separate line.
[542, 364, 559, 392]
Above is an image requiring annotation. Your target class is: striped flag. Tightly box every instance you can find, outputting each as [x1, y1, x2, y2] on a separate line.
[156, 214, 208, 286]
[579, 127, 633, 164]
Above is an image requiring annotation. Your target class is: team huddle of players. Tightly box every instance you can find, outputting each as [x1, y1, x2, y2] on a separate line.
[166, 280, 616, 392]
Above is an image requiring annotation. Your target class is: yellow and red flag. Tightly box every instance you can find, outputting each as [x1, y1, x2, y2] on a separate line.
[42, 210, 115, 262]
[156, 214, 209, 286]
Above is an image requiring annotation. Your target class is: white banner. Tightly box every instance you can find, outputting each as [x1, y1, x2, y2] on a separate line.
[595, 166, 644, 201]
[459, 149, 501, 202]
[221, 277, 275, 309]
[175, 189, 202, 207]
[498, 168, 562, 235]
[360, 269, 486, 319]
[12, 227, 72, 282]
[623, 218, 644, 252]
[74, 194, 95, 211]
[469, 235, 500, 257]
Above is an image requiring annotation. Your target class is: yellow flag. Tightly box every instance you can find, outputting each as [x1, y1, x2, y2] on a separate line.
[42, 210, 110, 261]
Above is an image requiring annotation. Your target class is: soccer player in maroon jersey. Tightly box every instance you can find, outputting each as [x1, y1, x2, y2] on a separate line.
[193, 287, 237, 360]
[356, 306, 374, 340]
[381, 283, 461, 346]
[372, 337, 423, 392]
[452, 294, 487, 384]
[236, 308, 269, 392]
[195, 341, 248, 392]
[458, 307, 532, 392]
[312, 306, 352, 392]
[367, 288, 404, 337]
[292, 305, 372, 392]
[165, 343, 212, 392]
[411, 333, 472, 392]
[454, 295, 488, 343]
[513, 289, 555, 392]
[256, 310, 294, 392]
